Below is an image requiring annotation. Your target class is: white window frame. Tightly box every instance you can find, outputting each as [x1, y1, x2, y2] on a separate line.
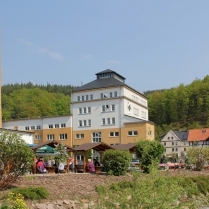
[60, 134, 67, 140]
[76, 134, 84, 139]
[128, 130, 138, 136]
[109, 132, 119, 137]
[47, 134, 54, 140]
[36, 125, 41, 130]
[92, 132, 101, 143]
[55, 124, 59, 128]
[35, 135, 42, 140]
[49, 124, 53, 129]
[61, 123, 66, 128]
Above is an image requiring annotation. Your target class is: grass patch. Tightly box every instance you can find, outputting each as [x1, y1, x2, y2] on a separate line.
[10, 187, 49, 200]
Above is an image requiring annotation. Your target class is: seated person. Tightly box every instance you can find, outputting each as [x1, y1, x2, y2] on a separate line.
[86, 159, 96, 173]
[54, 160, 65, 173]
[36, 157, 47, 173]
[69, 157, 74, 172]
[58, 162, 65, 173]
[93, 159, 101, 166]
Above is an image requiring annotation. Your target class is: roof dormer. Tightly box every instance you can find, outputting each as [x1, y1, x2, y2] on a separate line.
[96, 69, 126, 83]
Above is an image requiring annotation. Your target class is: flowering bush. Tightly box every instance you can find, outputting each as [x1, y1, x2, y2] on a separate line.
[1, 192, 29, 209]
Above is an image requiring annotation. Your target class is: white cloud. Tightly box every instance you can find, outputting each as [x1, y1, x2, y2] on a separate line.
[108, 59, 120, 65]
[85, 54, 92, 59]
[20, 39, 33, 46]
[20, 39, 63, 60]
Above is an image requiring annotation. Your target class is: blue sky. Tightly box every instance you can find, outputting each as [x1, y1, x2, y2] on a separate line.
[1, 1, 209, 92]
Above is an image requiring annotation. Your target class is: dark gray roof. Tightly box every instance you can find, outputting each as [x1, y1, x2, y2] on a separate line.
[73, 77, 125, 92]
[173, 131, 188, 141]
[95, 69, 126, 79]
[73, 70, 146, 98]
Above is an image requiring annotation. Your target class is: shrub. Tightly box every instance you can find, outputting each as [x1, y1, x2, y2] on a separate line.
[0, 131, 34, 190]
[135, 140, 164, 173]
[10, 187, 49, 200]
[1, 192, 29, 209]
[102, 149, 131, 176]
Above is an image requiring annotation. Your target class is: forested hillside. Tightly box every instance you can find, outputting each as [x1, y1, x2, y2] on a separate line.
[2, 83, 77, 120]
[147, 75, 209, 139]
[2, 76, 209, 140]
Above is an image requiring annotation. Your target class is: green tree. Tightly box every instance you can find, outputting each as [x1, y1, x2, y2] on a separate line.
[135, 140, 164, 173]
[0, 131, 34, 190]
[102, 149, 131, 176]
[186, 146, 209, 170]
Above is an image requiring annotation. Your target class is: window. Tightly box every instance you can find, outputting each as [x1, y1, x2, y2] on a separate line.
[107, 118, 110, 125]
[102, 118, 105, 125]
[112, 104, 115, 111]
[184, 148, 186, 151]
[79, 108, 82, 114]
[86, 95, 89, 100]
[164, 142, 166, 146]
[168, 137, 170, 140]
[79, 120, 82, 127]
[55, 124, 59, 128]
[60, 134, 67, 140]
[176, 148, 178, 151]
[61, 123, 66, 128]
[101, 93, 103, 98]
[171, 137, 173, 140]
[88, 107, 91, 113]
[90, 94, 93, 100]
[112, 118, 115, 125]
[49, 124, 53, 129]
[47, 134, 54, 140]
[172, 142, 174, 145]
[128, 131, 138, 136]
[148, 130, 152, 135]
[36, 125, 41, 130]
[92, 132, 101, 143]
[88, 120, 91, 126]
[31, 126, 35, 130]
[102, 105, 105, 112]
[25, 126, 29, 130]
[35, 135, 42, 140]
[114, 92, 117, 97]
[176, 142, 178, 145]
[84, 107, 86, 114]
[110, 92, 112, 97]
[110, 132, 119, 137]
[78, 96, 80, 101]
[76, 134, 84, 139]
[83, 120, 86, 126]
[172, 148, 174, 152]
[82, 96, 84, 101]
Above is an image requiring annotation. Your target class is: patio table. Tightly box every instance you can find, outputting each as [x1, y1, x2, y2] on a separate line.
[45, 166, 56, 174]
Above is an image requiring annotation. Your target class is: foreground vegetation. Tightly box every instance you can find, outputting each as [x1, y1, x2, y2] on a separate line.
[96, 171, 209, 209]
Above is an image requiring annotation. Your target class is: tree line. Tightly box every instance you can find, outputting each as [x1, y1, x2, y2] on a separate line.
[2, 76, 209, 139]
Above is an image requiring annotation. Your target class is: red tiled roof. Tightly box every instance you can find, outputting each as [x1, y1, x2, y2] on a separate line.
[187, 128, 209, 142]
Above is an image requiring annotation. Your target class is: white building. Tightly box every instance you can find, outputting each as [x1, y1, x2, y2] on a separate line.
[3, 69, 155, 147]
